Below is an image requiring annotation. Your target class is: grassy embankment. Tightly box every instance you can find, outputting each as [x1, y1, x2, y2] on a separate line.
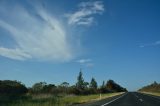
[0, 92, 124, 106]
[139, 91, 160, 97]
[138, 81, 160, 97]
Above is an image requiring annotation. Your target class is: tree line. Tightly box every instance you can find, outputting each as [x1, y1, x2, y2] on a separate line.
[0, 70, 127, 96]
[138, 81, 160, 93]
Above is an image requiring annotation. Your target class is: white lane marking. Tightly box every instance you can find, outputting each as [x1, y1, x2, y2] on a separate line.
[132, 93, 144, 102]
[133, 94, 138, 98]
[101, 93, 127, 106]
[139, 98, 143, 102]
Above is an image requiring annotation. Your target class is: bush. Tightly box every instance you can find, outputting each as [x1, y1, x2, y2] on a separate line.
[0, 80, 28, 95]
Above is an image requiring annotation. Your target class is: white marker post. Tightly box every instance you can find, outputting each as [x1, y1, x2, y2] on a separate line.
[100, 93, 102, 100]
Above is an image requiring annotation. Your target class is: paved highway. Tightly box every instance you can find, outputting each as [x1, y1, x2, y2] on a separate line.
[76, 92, 160, 106]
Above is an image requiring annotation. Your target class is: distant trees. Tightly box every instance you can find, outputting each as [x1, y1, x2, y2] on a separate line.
[76, 70, 85, 90]
[106, 80, 127, 92]
[100, 81, 109, 93]
[0, 80, 27, 95]
[60, 82, 69, 88]
[74, 70, 127, 95]
[75, 70, 89, 95]
[90, 78, 98, 89]
[138, 81, 160, 93]
[0, 69, 128, 96]
[31, 82, 46, 93]
[89, 78, 98, 94]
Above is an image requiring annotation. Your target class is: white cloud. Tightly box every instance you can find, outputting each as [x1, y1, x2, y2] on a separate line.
[0, 47, 31, 60]
[139, 40, 160, 48]
[76, 59, 94, 68]
[0, 4, 73, 61]
[155, 41, 160, 45]
[86, 63, 94, 68]
[76, 59, 92, 64]
[66, 1, 104, 26]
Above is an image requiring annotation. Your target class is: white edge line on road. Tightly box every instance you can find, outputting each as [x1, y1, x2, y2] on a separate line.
[138, 92, 160, 100]
[101, 93, 127, 106]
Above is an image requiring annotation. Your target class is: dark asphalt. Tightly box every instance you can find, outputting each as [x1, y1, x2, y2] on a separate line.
[75, 92, 160, 106]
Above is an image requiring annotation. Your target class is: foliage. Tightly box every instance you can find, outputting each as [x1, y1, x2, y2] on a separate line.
[76, 70, 85, 90]
[0, 69, 128, 105]
[75, 70, 89, 95]
[0, 92, 124, 106]
[106, 80, 127, 92]
[89, 77, 98, 94]
[90, 78, 98, 89]
[0, 80, 27, 95]
[138, 81, 160, 93]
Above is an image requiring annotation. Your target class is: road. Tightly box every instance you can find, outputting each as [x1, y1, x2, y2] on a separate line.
[75, 92, 160, 106]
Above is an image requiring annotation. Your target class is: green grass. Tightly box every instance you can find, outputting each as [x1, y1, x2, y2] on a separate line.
[61, 92, 124, 105]
[0, 92, 124, 106]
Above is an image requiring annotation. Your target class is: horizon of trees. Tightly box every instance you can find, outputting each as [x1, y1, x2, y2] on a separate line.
[0, 70, 127, 96]
[138, 81, 160, 93]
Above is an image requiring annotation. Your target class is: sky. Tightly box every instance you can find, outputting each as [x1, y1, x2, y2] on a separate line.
[0, 0, 160, 91]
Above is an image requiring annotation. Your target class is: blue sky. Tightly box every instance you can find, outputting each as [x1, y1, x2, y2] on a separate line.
[0, 0, 160, 91]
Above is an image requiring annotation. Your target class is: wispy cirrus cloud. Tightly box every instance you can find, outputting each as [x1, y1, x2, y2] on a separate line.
[76, 58, 94, 68]
[66, 1, 104, 26]
[139, 40, 160, 48]
[0, 3, 73, 61]
[76, 59, 92, 64]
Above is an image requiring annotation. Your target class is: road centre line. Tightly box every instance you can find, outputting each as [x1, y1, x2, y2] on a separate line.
[139, 98, 143, 102]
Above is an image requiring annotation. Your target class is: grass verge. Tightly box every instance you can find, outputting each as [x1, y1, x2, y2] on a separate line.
[139, 91, 160, 97]
[61, 92, 125, 105]
[0, 92, 125, 106]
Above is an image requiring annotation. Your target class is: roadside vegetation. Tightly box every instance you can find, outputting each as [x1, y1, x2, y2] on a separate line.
[138, 81, 160, 96]
[0, 70, 127, 106]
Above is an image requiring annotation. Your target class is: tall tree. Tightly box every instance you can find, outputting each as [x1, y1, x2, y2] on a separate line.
[89, 77, 98, 89]
[101, 81, 105, 88]
[76, 69, 85, 90]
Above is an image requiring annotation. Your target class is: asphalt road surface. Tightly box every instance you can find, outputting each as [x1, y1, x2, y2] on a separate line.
[75, 92, 160, 106]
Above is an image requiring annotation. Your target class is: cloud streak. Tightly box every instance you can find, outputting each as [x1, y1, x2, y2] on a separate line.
[66, 1, 104, 26]
[0, 3, 73, 61]
[76, 59, 92, 64]
[139, 40, 160, 48]
[76, 58, 94, 68]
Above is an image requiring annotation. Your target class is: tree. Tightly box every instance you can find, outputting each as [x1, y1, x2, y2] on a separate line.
[101, 81, 105, 88]
[75, 69, 90, 95]
[89, 78, 98, 94]
[32, 82, 46, 93]
[138, 81, 160, 93]
[43, 84, 56, 93]
[59, 82, 70, 94]
[0, 80, 28, 95]
[100, 81, 108, 93]
[89, 78, 98, 89]
[76, 70, 85, 90]
[106, 80, 127, 92]
[60, 82, 69, 88]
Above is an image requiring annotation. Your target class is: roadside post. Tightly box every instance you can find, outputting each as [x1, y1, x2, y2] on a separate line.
[100, 93, 102, 100]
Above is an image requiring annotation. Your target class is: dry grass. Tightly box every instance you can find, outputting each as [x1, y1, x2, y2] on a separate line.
[139, 91, 160, 96]
[1, 92, 125, 106]
[60, 92, 125, 105]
